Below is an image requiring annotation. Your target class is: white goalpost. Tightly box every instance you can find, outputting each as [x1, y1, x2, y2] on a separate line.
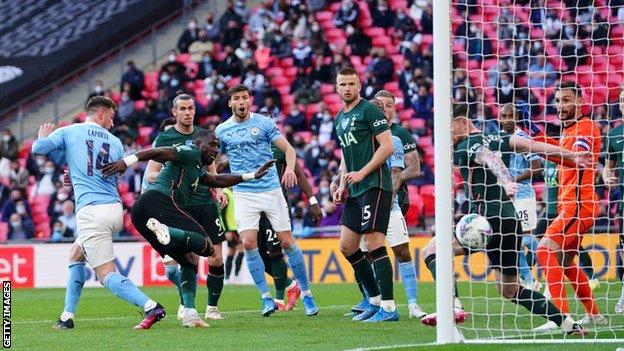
[434, 0, 624, 344]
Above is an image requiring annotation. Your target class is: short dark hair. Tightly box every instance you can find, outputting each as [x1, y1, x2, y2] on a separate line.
[374, 90, 395, 100]
[337, 67, 359, 78]
[194, 129, 215, 143]
[172, 90, 195, 108]
[227, 84, 251, 99]
[159, 117, 176, 132]
[85, 96, 117, 114]
[452, 103, 469, 119]
[556, 81, 582, 98]
[369, 98, 384, 110]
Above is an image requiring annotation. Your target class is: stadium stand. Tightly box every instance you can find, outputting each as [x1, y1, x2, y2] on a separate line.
[3, 0, 623, 242]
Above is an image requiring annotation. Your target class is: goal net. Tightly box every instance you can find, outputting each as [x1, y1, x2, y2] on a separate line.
[438, 0, 624, 343]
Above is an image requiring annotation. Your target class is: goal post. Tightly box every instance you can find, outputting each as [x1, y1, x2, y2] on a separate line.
[433, 0, 624, 344]
[433, 0, 457, 345]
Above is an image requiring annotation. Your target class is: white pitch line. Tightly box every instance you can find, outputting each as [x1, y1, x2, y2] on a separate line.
[13, 304, 357, 325]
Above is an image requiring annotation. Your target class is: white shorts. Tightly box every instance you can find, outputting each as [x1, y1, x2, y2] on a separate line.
[233, 188, 291, 233]
[513, 196, 537, 232]
[360, 210, 409, 252]
[75, 203, 123, 268]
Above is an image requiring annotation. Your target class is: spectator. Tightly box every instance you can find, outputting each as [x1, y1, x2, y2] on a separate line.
[116, 91, 138, 128]
[233, 0, 251, 24]
[57, 200, 77, 237]
[284, 105, 307, 133]
[254, 40, 272, 71]
[347, 25, 372, 57]
[528, 55, 557, 88]
[466, 24, 492, 62]
[8, 160, 29, 191]
[197, 51, 215, 80]
[87, 81, 106, 101]
[204, 11, 220, 41]
[496, 73, 515, 104]
[309, 56, 332, 83]
[47, 186, 71, 225]
[559, 39, 587, 72]
[235, 40, 254, 64]
[120, 61, 145, 101]
[412, 86, 433, 120]
[218, 45, 243, 78]
[304, 136, 323, 175]
[7, 213, 34, 240]
[420, 5, 433, 34]
[30, 160, 59, 197]
[309, 21, 330, 56]
[410, 147, 434, 186]
[177, 17, 199, 53]
[160, 50, 186, 76]
[222, 20, 244, 48]
[243, 66, 266, 102]
[311, 106, 335, 145]
[189, 29, 215, 62]
[259, 96, 282, 121]
[369, 48, 394, 85]
[1, 189, 31, 223]
[394, 10, 416, 34]
[329, 54, 351, 78]
[204, 70, 227, 99]
[361, 71, 380, 100]
[543, 8, 563, 39]
[249, 6, 274, 37]
[0, 128, 19, 179]
[268, 31, 292, 59]
[219, 1, 243, 32]
[124, 163, 145, 195]
[369, 0, 395, 29]
[292, 40, 313, 68]
[333, 0, 360, 28]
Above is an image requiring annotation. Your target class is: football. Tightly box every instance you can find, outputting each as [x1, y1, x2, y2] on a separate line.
[455, 214, 492, 249]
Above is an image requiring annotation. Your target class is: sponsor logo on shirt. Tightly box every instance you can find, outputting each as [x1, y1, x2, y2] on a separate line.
[373, 119, 388, 127]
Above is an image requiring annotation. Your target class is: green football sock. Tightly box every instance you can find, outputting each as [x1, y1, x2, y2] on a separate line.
[271, 258, 289, 300]
[207, 265, 224, 307]
[346, 250, 380, 298]
[425, 255, 460, 298]
[371, 247, 394, 300]
[579, 249, 594, 278]
[512, 287, 564, 326]
[167, 227, 212, 256]
[179, 266, 197, 309]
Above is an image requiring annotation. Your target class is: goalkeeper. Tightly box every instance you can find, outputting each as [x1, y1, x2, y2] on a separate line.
[420, 104, 586, 336]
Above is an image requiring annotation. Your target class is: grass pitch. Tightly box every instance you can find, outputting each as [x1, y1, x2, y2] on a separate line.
[12, 282, 624, 350]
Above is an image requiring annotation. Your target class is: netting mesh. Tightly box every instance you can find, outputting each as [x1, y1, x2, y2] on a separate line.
[449, 0, 624, 341]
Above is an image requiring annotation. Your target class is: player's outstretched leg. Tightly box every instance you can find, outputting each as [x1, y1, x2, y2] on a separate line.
[54, 260, 86, 330]
[147, 218, 214, 257]
[97, 265, 165, 330]
[177, 262, 209, 328]
[280, 234, 317, 316]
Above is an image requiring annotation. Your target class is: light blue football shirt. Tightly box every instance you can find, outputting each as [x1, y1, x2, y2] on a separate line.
[387, 136, 405, 211]
[215, 113, 282, 192]
[509, 128, 540, 200]
[32, 122, 123, 211]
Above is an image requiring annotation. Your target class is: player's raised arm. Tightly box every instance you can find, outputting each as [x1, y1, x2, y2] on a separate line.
[473, 145, 518, 198]
[509, 136, 591, 168]
[201, 159, 276, 187]
[32, 123, 63, 155]
[101, 147, 180, 176]
[273, 136, 298, 188]
[294, 160, 323, 223]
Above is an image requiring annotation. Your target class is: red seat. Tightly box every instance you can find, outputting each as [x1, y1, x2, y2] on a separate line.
[176, 53, 191, 64]
[404, 194, 422, 227]
[364, 27, 386, 37]
[280, 57, 294, 68]
[0, 222, 7, 242]
[315, 11, 333, 22]
[420, 184, 435, 197]
[265, 67, 284, 78]
[134, 100, 146, 110]
[320, 84, 335, 95]
[372, 36, 391, 48]
[409, 118, 426, 130]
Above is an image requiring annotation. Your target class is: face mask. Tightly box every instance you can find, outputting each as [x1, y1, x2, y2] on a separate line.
[346, 26, 355, 35]
[275, 36, 282, 41]
[320, 187, 330, 195]
[398, 12, 405, 19]
[160, 73, 170, 82]
[318, 159, 328, 167]
[94, 85, 103, 94]
[168, 54, 176, 62]
[2, 135, 10, 142]
[322, 114, 331, 122]
[310, 140, 319, 148]
[121, 95, 129, 102]
[15, 205, 25, 214]
[57, 193, 68, 202]
[45, 167, 55, 174]
[189, 22, 197, 30]
[312, 24, 319, 31]
[456, 191, 466, 204]
[10, 221, 21, 228]
[216, 82, 225, 90]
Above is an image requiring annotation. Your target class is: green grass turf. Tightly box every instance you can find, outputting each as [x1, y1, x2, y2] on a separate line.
[11, 282, 624, 350]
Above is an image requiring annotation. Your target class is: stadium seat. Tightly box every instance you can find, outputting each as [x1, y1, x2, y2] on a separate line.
[364, 27, 386, 37]
[315, 11, 333, 22]
[0, 222, 7, 242]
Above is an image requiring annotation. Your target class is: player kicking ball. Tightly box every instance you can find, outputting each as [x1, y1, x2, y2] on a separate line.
[32, 97, 165, 330]
[419, 104, 587, 336]
[215, 84, 318, 317]
[101, 130, 274, 327]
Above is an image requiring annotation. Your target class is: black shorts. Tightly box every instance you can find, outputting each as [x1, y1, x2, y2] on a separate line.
[483, 216, 522, 276]
[340, 188, 392, 234]
[258, 212, 282, 255]
[534, 212, 557, 238]
[184, 203, 226, 245]
[131, 190, 208, 262]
